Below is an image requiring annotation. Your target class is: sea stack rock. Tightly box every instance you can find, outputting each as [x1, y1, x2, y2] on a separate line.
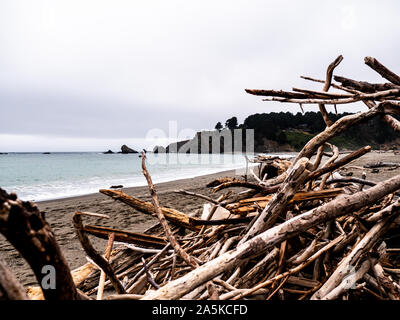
[103, 149, 114, 154]
[153, 145, 165, 153]
[121, 144, 138, 154]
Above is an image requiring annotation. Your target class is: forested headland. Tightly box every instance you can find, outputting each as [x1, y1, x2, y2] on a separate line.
[215, 111, 400, 152]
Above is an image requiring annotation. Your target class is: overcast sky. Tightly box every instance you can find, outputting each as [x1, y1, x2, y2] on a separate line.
[1, 0, 399, 151]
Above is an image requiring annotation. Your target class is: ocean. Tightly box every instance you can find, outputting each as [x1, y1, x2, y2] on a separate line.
[0, 152, 264, 202]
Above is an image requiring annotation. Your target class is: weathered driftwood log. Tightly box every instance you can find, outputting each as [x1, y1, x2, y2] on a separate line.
[0, 189, 79, 300]
[364, 161, 399, 169]
[142, 173, 400, 299]
[257, 88, 400, 105]
[0, 258, 28, 300]
[334, 75, 400, 93]
[364, 56, 400, 86]
[226, 188, 343, 215]
[99, 189, 201, 231]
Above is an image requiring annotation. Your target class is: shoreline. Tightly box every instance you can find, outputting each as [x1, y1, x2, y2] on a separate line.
[35, 165, 254, 204]
[3, 151, 291, 203]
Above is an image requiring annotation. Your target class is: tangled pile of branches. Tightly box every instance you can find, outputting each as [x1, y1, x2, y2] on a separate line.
[1, 55, 400, 300]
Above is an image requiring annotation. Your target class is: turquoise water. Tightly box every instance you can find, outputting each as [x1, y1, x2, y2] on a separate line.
[0, 152, 259, 201]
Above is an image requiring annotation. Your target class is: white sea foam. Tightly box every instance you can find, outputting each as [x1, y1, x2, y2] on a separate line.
[0, 152, 292, 201]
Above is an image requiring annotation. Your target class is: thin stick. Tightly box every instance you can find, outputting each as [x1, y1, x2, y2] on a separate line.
[142, 258, 160, 289]
[141, 151, 198, 269]
[126, 243, 171, 293]
[174, 189, 220, 205]
[97, 232, 115, 300]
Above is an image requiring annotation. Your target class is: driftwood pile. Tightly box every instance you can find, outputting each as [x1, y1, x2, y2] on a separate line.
[2, 55, 400, 300]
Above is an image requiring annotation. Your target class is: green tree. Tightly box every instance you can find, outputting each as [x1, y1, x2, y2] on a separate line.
[277, 131, 287, 144]
[225, 117, 238, 130]
[215, 121, 223, 131]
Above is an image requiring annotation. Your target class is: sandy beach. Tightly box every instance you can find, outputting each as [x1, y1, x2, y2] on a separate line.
[1, 150, 399, 287]
[0, 168, 249, 286]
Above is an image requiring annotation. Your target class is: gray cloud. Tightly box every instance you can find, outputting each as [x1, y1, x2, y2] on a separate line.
[0, 0, 399, 151]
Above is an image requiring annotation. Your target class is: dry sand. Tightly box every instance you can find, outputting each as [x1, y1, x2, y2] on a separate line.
[0, 150, 399, 287]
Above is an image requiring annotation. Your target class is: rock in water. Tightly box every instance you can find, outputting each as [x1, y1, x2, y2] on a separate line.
[121, 144, 138, 154]
[110, 185, 123, 189]
[103, 149, 114, 154]
[153, 146, 166, 153]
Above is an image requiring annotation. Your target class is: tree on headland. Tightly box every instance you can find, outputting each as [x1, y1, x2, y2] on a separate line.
[225, 117, 238, 130]
[215, 122, 223, 131]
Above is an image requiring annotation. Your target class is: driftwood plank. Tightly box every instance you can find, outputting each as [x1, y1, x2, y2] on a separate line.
[83, 225, 168, 248]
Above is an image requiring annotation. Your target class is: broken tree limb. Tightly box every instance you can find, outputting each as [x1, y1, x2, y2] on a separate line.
[72, 212, 126, 294]
[372, 262, 400, 300]
[0, 258, 28, 300]
[364, 56, 400, 86]
[306, 146, 372, 181]
[318, 55, 343, 127]
[174, 189, 220, 205]
[334, 75, 400, 93]
[319, 143, 339, 189]
[0, 188, 79, 300]
[295, 106, 377, 160]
